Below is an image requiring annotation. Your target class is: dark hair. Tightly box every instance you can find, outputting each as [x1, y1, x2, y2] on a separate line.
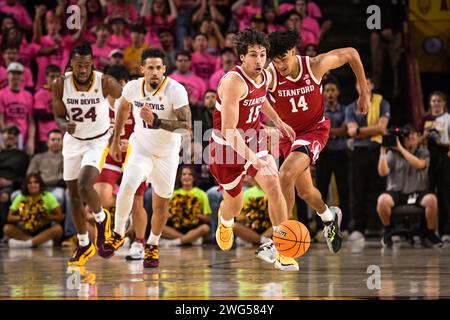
[130, 23, 146, 34]
[429, 91, 447, 104]
[323, 79, 340, 90]
[175, 50, 191, 60]
[45, 64, 61, 76]
[236, 29, 270, 57]
[141, 48, 166, 65]
[47, 129, 62, 138]
[21, 173, 46, 196]
[402, 123, 416, 137]
[95, 23, 111, 33]
[157, 27, 172, 36]
[70, 42, 93, 60]
[1, 42, 19, 53]
[221, 47, 236, 56]
[268, 29, 299, 59]
[175, 165, 197, 189]
[106, 64, 130, 82]
[194, 32, 208, 40]
[204, 89, 216, 97]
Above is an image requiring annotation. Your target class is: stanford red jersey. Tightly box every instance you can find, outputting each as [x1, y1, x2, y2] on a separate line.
[268, 55, 324, 132]
[213, 66, 268, 139]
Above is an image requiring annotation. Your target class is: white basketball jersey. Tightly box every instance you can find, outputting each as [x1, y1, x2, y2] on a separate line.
[122, 76, 189, 156]
[62, 71, 110, 139]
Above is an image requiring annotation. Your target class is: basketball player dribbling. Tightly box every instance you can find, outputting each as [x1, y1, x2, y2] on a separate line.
[256, 30, 370, 262]
[208, 29, 300, 271]
[52, 42, 122, 266]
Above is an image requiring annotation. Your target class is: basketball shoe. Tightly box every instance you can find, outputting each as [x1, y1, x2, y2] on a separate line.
[98, 231, 124, 258]
[216, 212, 233, 251]
[274, 253, 299, 271]
[143, 244, 159, 268]
[68, 242, 96, 266]
[95, 208, 112, 249]
[125, 241, 145, 260]
[323, 206, 343, 253]
[255, 240, 276, 263]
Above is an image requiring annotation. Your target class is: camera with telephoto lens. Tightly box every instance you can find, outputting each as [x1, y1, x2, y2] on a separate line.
[382, 126, 411, 148]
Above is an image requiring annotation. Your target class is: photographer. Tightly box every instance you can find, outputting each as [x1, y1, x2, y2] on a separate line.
[377, 125, 442, 248]
[419, 91, 450, 242]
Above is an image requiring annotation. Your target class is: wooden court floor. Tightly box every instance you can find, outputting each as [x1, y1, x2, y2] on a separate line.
[1, 240, 449, 299]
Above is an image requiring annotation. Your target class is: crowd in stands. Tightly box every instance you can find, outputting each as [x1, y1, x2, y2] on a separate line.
[0, 0, 449, 250]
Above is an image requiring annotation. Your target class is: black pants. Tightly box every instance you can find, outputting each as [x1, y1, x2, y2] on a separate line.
[315, 149, 350, 231]
[350, 146, 385, 233]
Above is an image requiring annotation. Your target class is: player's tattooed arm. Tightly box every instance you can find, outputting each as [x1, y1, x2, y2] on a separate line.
[102, 74, 122, 99]
[51, 76, 75, 134]
[158, 105, 192, 132]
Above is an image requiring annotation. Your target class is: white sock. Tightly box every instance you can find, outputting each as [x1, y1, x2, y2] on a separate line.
[93, 209, 106, 223]
[77, 233, 89, 247]
[22, 239, 33, 248]
[170, 238, 181, 245]
[147, 231, 161, 245]
[260, 236, 271, 244]
[220, 213, 234, 228]
[317, 205, 333, 223]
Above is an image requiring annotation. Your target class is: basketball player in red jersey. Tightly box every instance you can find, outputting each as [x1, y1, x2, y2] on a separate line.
[263, 30, 370, 256]
[94, 65, 147, 261]
[208, 29, 299, 271]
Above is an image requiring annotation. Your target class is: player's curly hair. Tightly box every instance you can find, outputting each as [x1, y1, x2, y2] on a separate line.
[141, 48, 166, 65]
[236, 29, 270, 57]
[268, 30, 299, 60]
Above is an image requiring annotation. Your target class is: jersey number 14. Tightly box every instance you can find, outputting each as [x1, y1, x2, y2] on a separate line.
[289, 96, 309, 113]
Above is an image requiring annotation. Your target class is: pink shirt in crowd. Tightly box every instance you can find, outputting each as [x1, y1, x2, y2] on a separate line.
[0, 87, 33, 138]
[106, 4, 138, 22]
[19, 38, 41, 68]
[0, 66, 34, 89]
[92, 44, 113, 72]
[278, 2, 322, 19]
[170, 73, 206, 105]
[209, 69, 225, 91]
[144, 15, 173, 48]
[107, 34, 132, 51]
[235, 5, 262, 30]
[190, 52, 220, 89]
[35, 34, 76, 89]
[34, 87, 57, 142]
[0, 1, 33, 28]
[301, 16, 320, 44]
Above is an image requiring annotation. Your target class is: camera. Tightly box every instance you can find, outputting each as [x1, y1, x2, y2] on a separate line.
[382, 126, 410, 148]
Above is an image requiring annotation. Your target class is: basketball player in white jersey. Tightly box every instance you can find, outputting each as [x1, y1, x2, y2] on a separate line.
[52, 42, 122, 266]
[99, 48, 191, 268]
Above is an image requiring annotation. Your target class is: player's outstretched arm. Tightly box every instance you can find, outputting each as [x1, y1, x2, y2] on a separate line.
[311, 48, 370, 114]
[158, 105, 192, 132]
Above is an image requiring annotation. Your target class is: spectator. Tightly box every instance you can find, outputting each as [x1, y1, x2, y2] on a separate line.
[34, 65, 61, 153]
[293, 0, 322, 44]
[85, 0, 106, 43]
[192, 0, 226, 29]
[33, 5, 87, 89]
[0, 0, 32, 31]
[0, 124, 29, 237]
[106, 15, 131, 50]
[190, 33, 220, 89]
[0, 14, 16, 33]
[316, 81, 350, 234]
[209, 47, 236, 90]
[283, 12, 315, 52]
[158, 28, 176, 74]
[193, 89, 216, 144]
[124, 24, 149, 77]
[233, 179, 272, 247]
[231, 0, 263, 30]
[108, 49, 124, 67]
[0, 43, 34, 91]
[92, 24, 114, 72]
[169, 50, 206, 107]
[224, 31, 238, 56]
[377, 125, 442, 247]
[419, 91, 450, 241]
[304, 43, 318, 57]
[173, 0, 201, 50]
[105, 0, 139, 22]
[264, 6, 281, 33]
[159, 165, 211, 247]
[250, 15, 267, 34]
[198, 19, 225, 55]
[141, 0, 177, 48]
[1, 25, 40, 68]
[27, 130, 64, 207]
[3, 173, 63, 248]
[0, 62, 35, 154]
[346, 76, 390, 241]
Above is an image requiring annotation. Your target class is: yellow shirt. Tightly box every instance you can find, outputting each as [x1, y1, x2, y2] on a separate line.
[124, 43, 149, 76]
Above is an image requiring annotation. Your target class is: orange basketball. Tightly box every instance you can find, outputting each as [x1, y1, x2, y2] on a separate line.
[272, 220, 311, 258]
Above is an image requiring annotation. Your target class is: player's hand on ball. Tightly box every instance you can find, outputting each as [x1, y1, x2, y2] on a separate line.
[109, 139, 122, 162]
[67, 122, 76, 134]
[140, 106, 155, 126]
[357, 92, 370, 115]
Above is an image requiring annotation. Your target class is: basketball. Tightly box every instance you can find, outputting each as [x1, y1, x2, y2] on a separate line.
[272, 220, 311, 258]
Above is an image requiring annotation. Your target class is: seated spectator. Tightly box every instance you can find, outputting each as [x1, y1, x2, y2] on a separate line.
[209, 47, 236, 90]
[106, 15, 131, 50]
[124, 24, 149, 78]
[158, 28, 176, 74]
[198, 19, 225, 55]
[160, 165, 211, 247]
[34, 65, 61, 153]
[0, 124, 29, 237]
[0, 62, 35, 154]
[92, 24, 114, 72]
[231, 0, 263, 30]
[190, 33, 220, 89]
[0, 0, 32, 32]
[169, 50, 206, 108]
[233, 179, 272, 247]
[108, 49, 124, 68]
[377, 125, 442, 248]
[0, 43, 34, 91]
[3, 173, 63, 248]
[141, 0, 177, 48]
